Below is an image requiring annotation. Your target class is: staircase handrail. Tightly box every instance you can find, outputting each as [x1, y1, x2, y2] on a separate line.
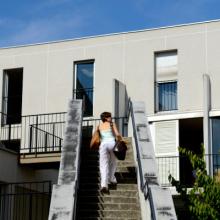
[127, 99, 149, 197]
[126, 99, 177, 220]
[29, 124, 63, 141]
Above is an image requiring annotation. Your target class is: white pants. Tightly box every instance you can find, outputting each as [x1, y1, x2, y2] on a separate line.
[99, 141, 117, 188]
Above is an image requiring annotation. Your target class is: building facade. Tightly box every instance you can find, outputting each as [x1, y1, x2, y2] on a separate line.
[0, 19, 220, 217]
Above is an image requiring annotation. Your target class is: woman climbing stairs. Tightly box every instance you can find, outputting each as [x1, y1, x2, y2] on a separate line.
[76, 137, 142, 220]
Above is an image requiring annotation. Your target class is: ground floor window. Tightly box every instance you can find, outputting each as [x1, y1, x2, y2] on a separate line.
[212, 117, 220, 174]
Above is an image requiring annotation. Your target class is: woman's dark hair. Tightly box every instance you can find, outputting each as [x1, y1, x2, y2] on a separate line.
[100, 112, 112, 122]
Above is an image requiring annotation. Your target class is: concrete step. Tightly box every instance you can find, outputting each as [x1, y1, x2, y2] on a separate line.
[77, 210, 141, 218]
[79, 176, 136, 184]
[78, 189, 138, 197]
[78, 202, 139, 210]
[80, 167, 136, 178]
[79, 183, 138, 191]
[78, 195, 138, 204]
[80, 165, 136, 173]
[78, 217, 141, 220]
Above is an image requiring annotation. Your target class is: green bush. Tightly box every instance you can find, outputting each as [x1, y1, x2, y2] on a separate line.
[169, 146, 220, 220]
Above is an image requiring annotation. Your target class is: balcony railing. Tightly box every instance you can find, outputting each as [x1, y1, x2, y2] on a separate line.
[156, 154, 220, 187]
[0, 111, 127, 157]
[0, 181, 51, 220]
[0, 111, 66, 155]
[22, 113, 66, 154]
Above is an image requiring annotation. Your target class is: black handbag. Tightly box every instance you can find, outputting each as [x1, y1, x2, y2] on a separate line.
[113, 140, 127, 160]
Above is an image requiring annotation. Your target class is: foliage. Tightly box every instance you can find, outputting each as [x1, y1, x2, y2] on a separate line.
[169, 146, 220, 220]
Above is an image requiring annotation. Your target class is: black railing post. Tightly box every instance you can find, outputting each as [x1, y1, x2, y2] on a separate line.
[59, 138, 62, 152]
[45, 133, 48, 152]
[35, 116, 38, 154]
[29, 194, 33, 220]
[29, 126, 33, 153]
[8, 123, 11, 146]
[52, 124, 55, 151]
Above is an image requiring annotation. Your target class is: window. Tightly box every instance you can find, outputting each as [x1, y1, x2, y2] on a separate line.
[2, 68, 23, 124]
[74, 61, 94, 117]
[157, 81, 177, 111]
[155, 51, 178, 112]
[212, 117, 220, 174]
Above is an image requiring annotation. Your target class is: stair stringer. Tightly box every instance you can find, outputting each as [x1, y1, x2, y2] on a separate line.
[131, 101, 177, 220]
[48, 99, 83, 220]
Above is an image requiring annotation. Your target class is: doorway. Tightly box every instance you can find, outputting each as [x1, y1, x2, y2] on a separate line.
[2, 68, 23, 125]
[179, 118, 203, 186]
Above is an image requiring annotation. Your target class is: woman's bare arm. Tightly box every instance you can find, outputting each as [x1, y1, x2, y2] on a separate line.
[112, 122, 122, 141]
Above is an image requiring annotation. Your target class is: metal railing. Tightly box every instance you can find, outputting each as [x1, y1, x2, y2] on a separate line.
[0, 110, 127, 156]
[0, 181, 52, 220]
[156, 154, 220, 187]
[0, 111, 66, 154]
[127, 100, 149, 197]
[21, 112, 66, 155]
[0, 112, 22, 152]
[29, 125, 62, 153]
[127, 99, 177, 219]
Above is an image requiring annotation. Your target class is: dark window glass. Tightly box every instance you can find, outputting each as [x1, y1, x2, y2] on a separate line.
[212, 117, 220, 173]
[74, 62, 94, 117]
[2, 68, 23, 124]
[158, 81, 177, 111]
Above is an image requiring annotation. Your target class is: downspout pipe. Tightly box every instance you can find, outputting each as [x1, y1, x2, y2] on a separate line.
[203, 74, 212, 176]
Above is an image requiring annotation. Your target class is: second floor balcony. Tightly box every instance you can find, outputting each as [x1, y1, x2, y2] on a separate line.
[0, 109, 219, 188]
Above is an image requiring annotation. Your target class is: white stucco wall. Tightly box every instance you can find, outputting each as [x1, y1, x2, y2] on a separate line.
[0, 20, 220, 118]
[0, 148, 58, 184]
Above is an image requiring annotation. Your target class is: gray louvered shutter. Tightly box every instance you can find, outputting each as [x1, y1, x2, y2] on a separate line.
[155, 120, 179, 185]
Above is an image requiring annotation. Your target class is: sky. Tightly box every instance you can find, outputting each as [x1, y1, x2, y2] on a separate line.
[0, 0, 220, 47]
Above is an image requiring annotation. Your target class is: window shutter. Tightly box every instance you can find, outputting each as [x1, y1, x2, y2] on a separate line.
[155, 120, 178, 155]
[156, 51, 178, 82]
[155, 120, 179, 184]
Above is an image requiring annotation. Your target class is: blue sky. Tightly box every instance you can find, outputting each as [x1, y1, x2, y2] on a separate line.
[0, 0, 219, 47]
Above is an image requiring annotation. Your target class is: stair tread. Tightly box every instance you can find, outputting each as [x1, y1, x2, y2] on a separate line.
[78, 216, 140, 220]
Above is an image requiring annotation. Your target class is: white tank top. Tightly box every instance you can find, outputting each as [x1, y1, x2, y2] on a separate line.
[100, 128, 115, 142]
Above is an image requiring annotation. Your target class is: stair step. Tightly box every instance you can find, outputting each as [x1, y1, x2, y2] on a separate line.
[79, 183, 138, 190]
[77, 210, 141, 218]
[80, 171, 136, 180]
[78, 218, 141, 220]
[79, 177, 136, 184]
[80, 165, 136, 173]
[78, 189, 138, 197]
[78, 195, 138, 204]
[78, 202, 139, 210]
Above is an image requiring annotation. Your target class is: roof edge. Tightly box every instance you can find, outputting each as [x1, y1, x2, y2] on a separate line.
[1, 18, 220, 50]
